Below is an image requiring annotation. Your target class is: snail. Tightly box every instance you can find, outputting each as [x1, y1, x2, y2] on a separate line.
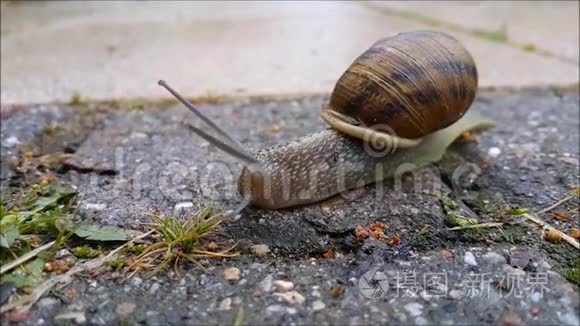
[158, 30, 494, 210]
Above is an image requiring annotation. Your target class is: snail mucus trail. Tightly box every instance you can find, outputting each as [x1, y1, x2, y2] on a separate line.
[158, 30, 495, 210]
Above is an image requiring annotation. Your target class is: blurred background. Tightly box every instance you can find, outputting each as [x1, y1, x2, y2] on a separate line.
[1, 0, 578, 105]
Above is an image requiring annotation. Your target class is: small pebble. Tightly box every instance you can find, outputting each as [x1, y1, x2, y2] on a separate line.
[273, 290, 305, 305]
[500, 311, 523, 326]
[115, 302, 136, 318]
[558, 311, 579, 325]
[404, 302, 423, 317]
[250, 244, 270, 257]
[265, 304, 285, 315]
[83, 203, 106, 211]
[502, 264, 526, 277]
[415, 316, 429, 326]
[148, 283, 160, 294]
[37, 297, 60, 308]
[4, 136, 20, 147]
[54, 312, 86, 324]
[530, 292, 542, 302]
[311, 300, 325, 311]
[259, 274, 274, 292]
[173, 202, 193, 214]
[273, 280, 294, 292]
[419, 290, 432, 301]
[449, 289, 463, 300]
[55, 249, 72, 259]
[439, 249, 453, 258]
[464, 252, 478, 266]
[482, 252, 506, 265]
[286, 307, 298, 315]
[218, 298, 232, 311]
[488, 147, 501, 158]
[224, 267, 241, 282]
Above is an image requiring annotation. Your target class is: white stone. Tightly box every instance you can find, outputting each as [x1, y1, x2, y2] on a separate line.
[54, 312, 87, 324]
[419, 290, 432, 301]
[311, 300, 326, 311]
[273, 280, 294, 292]
[4, 136, 20, 147]
[265, 304, 285, 315]
[488, 147, 501, 158]
[273, 290, 305, 305]
[130, 277, 143, 287]
[148, 283, 160, 294]
[173, 202, 193, 214]
[530, 292, 542, 302]
[449, 289, 463, 300]
[38, 297, 60, 308]
[404, 302, 423, 317]
[83, 203, 106, 211]
[558, 311, 580, 326]
[464, 252, 478, 266]
[286, 307, 298, 315]
[218, 298, 232, 311]
[259, 274, 274, 292]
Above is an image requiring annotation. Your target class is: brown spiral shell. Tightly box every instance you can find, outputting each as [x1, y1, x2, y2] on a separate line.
[327, 30, 478, 139]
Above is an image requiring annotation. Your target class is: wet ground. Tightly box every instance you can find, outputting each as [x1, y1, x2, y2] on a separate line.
[1, 87, 579, 325]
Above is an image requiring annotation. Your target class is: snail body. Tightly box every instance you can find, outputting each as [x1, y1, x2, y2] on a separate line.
[237, 110, 490, 209]
[159, 30, 492, 210]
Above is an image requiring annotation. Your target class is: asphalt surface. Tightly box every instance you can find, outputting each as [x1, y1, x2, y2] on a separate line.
[1, 88, 579, 325]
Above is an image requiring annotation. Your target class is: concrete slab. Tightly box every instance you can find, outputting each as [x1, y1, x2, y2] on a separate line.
[1, 1, 578, 104]
[367, 1, 580, 63]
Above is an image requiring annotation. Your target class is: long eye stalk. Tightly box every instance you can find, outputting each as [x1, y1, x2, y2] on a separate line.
[158, 80, 262, 168]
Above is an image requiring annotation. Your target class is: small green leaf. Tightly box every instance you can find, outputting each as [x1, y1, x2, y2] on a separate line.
[74, 225, 129, 241]
[234, 306, 245, 326]
[507, 207, 529, 215]
[1, 273, 32, 288]
[0, 225, 20, 248]
[1, 258, 45, 288]
[446, 212, 478, 227]
[25, 185, 75, 213]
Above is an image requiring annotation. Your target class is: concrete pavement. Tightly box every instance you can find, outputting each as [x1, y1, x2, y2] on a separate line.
[1, 1, 579, 104]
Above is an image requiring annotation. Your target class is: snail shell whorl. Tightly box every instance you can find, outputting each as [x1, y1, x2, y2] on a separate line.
[327, 30, 478, 139]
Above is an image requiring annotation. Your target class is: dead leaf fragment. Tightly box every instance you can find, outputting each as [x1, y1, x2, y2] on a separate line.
[387, 234, 400, 246]
[323, 249, 334, 259]
[354, 225, 369, 240]
[355, 222, 387, 241]
[440, 249, 453, 258]
[553, 212, 573, 222]
[330, 286, 344, 299]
